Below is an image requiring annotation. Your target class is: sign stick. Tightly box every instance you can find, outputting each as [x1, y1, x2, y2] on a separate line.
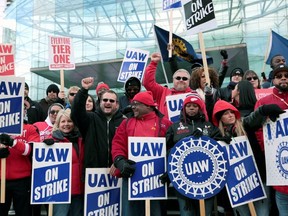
[145, 199, 150, 216]
[198, 32, 210, 86]
[199, 199, 206, 216]
[248, 202, 257, 216]
[168, 10, 173, 58]
[49, 204, 53, 216]
[0, 158, 6, 203]
[60, 69, 65, 91]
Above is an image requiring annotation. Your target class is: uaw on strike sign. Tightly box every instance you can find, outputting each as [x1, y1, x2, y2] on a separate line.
[219, 136, 266, 207]
[0, 44, 14, 76]
[182, 0, 217, 35]
[263, 110, 288, 185]
[85, 168, 122, 216]
[49, 36, 75, 70]
[31, 143, 72, 204]
[128, 137, 167, 200]
[0, 76, 24, 135]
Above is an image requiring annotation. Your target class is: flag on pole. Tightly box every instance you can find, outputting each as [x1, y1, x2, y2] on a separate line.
[154, 25, 213, 64]
[265, 31, 288, 65]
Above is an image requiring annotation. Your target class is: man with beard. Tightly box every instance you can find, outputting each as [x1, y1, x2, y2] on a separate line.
[111, 91, 172, 216]
[254, 64, 288, 216]
[71, 77, 125, 171]
[143, 52, 195, 118]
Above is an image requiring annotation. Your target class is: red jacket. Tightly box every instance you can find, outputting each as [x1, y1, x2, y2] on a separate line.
[112, 112, 172, 161]
[143, 61, 194, 118]
[254, 87, 288, 194]
[51, 131, 85, 196]
[1, 124, 40, 180]
[34, 119, 53, 142]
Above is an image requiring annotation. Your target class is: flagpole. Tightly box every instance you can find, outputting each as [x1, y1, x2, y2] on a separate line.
[198, 32, 210, 86]
[261, 30, 272, 73]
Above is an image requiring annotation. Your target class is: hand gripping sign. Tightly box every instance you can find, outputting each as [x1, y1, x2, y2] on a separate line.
[168, 136, 228, 199]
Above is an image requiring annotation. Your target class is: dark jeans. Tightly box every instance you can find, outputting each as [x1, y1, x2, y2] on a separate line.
[0, 177, 32, 216]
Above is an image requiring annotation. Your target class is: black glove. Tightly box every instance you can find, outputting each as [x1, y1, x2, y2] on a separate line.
[0, 148, 10, 158]
[259, 104, 285, 122]
[220, 50, 228, 59]
[122, 105, 133, 115]
[0, 134, 14, 147]
[114, 156, 136, 178]
[159, 172, 170, 184]
[204, 84, 213, 95]
[43, 139, 55, 146]
[191, 128, 203, 138]
[217, 136, 232, 144]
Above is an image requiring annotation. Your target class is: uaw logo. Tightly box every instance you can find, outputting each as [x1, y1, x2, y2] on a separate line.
[276, 141, 288, 178]
[168, 136, 228, 199]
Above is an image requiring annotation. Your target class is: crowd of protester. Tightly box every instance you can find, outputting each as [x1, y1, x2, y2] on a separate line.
[0, 50, 287, 216]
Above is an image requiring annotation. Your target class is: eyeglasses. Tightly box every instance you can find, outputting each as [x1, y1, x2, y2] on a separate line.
[50, 110, 59, 115]
[102, 98, 116, 103]
[131, 102, 143, 106]
[174, 76, 189, 81]
[69, 93, 77, 96]
[246, 76, 258, 81]
[275, 73, 288, 79]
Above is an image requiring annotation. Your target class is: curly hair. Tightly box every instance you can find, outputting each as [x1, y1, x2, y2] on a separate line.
[190, 67, 219, 90]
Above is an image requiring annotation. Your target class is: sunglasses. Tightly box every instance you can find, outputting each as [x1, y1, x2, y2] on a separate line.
[102, 98, 116, 103]
[175, 76, 189, 81]
[69, 93, 77, 96]
[50, 110, 59, 115]
[275, 73, 288, 79]
[246, 76, 258, 81]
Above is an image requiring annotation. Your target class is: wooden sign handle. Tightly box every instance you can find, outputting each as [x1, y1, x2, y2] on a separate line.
[199, 199, 206, 216]
[0, 158, 6, 203]
[168, 10, 173, 58]
[198, 32, 210, 86]
[145, 199, 150, 216]
[49, 204, 53, 216]
[248, 202, 257, 216]
[60, 69, 65, 91]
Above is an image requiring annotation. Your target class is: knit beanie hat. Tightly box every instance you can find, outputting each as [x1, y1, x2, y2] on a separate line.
[46, 84, 60, 96]
[132, 91, 157, 107]
[183, 95, 208, 121]
[96, 82, 109, 95]
[230, 68, 244, 80]
[125, 77, 141, 88]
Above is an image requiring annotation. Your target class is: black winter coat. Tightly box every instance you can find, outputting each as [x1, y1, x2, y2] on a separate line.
[71, 88, 125, 169]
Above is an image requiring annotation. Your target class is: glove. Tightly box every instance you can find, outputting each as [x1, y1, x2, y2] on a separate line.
[122, 105, 133, 115]
[204, 84, 213, 95]
[0, 134, 14, 147]
[114, 156, 136, 178]
[0, 148, 10, 158]
[259, 104, 285, 122]
[191, 128, 203, 138]
[43, 139, 55, 146]
[217, 136, 232, 144]
[220, 50, 228, 59]
[159, 172, 170, 184]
